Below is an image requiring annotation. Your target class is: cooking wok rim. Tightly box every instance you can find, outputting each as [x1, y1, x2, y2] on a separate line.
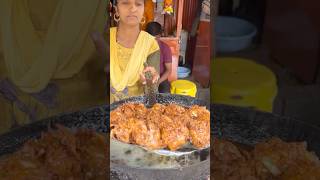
[110, 93, 210, 110]
[111, 158, 210, 171]
[213, 103, 320, 132]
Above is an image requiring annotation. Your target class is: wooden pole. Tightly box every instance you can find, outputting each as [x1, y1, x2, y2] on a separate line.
[176, 0, 184, 40]
[212, 0, 219, 58]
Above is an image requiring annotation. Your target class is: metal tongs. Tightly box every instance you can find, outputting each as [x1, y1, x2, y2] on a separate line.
[143, 62, 157, 107]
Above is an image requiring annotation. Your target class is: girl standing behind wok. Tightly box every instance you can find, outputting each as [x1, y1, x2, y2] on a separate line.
[110, 0, 160, 103]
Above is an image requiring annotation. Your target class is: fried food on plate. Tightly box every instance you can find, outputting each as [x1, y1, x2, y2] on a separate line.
[0, 125, 108, 179]
[212, 138, 320, 180]
[111, 103, 210, 151]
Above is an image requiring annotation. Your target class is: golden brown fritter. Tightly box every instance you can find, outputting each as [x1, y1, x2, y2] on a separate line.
[110, 108, 125, 128]
[151, 103, 166, 112]
[188, 118, 210, 149]
[212, 138, 320, 180]
[163, 104, 186, 119]
[212, 139, 256, 180]
[253, 138, 320, 180]
[0, 125, 108, 180]
[144, 121, 164, 149]
[0, 154, 49, 180]
[132, 119, 163, 150]
[120, 103, 148, 120]
[146, 103, 166, 124]
[187, 105, 209, 118]
[160, 116, 189, 151]
[120, 103, 136, 118]
[111, 118, 134, 143]
[75, 129, 108, 180]
[111, 117, 164, 150]
[133, 103, 148, 119]
[111, 103, 210, 151]
[111, 103, 148, 129]
[187, 106, 210, 149]
[280, 162, 320, 180]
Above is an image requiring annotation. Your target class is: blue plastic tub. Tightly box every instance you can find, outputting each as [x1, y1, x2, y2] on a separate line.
[215, 16, 257, 52]
[177, 66, 191, 78]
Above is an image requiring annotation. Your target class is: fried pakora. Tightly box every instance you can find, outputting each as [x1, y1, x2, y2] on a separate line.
[212, 138, 320, 180]
[111, 103, 210, 151]
[187, 105, 210, 149]
[0, 125, 108, 180]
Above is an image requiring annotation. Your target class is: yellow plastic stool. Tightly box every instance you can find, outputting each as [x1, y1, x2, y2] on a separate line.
[211, 57, 278, 112]
[170, 80, 197, 97]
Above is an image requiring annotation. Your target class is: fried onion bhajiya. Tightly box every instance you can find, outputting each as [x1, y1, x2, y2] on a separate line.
[253, 138, 320, 179]
[110, 108, 126, 128]
[76, 129, 108, 180]
[111, 118, 134, 143]
[187, 105, 210, 148]
[0, 125, 108, 180]
[111, 103, 211, 151]
[131, 119, 163, 149]
[163, 104, 186, 119]
[212, 139, 256, 180]
[160, 115, 189, 151]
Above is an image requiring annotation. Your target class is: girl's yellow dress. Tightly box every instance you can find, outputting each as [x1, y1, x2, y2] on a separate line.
[0, 0, 107, 134]
[110, 27, 160, 103]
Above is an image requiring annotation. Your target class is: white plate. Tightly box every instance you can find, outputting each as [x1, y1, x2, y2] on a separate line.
[111, 138, 209, 157]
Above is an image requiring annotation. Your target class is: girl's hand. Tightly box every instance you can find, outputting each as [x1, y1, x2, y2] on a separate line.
[140, 66, 159, 85]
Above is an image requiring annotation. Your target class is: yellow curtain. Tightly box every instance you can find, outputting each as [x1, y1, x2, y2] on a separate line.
[0, 0, 106, 93]
[110, 27, 159, 92]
